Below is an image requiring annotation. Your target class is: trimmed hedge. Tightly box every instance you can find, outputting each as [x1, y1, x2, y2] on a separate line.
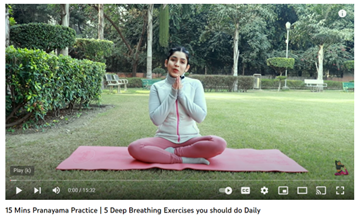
[267, 57, 295, 75]
[6, 46, 105, 127]
[190, 75, 253, 92]
[10, 23, 76, 53]
[267, 57, 295, 69]
[237, 76, 254, 92]
[126, 77, 143, 88]
[69, 38, 114, 63]
[324, 80, 344, 89]
[261, 79, 343, 90]
[123, 75, 344, 91]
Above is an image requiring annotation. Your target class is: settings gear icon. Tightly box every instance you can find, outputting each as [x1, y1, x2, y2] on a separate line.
[261, 186, 269, 195]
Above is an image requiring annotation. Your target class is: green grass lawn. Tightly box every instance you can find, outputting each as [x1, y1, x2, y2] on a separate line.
[6, 89, 354, 199]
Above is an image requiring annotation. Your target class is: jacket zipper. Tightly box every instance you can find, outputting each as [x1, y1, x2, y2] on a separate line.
[175, 100, 180, 142]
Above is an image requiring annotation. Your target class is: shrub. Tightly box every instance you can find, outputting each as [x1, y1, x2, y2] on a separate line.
[192, 75, 224, 92]
[6, 46, 105, 127]
[344, 60, 354, 72]
[325, 80, 343, 90]
[261, 79, 278, 89]
[191, 75, 250, 92]
[260, 78, 342, 90]
[10, 23, 76, 53]
[287, 80, 306, 89]
[152, 68, 166, 76]
[127, 77, 143, 88]
[267, 57, 295, 76]
[237, 76, 254, 92]
[69, 38, 114, 63]
[6, 46, 57, 125]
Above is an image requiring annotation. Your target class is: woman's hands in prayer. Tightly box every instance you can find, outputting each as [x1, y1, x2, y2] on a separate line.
[172, 76, 183, 90]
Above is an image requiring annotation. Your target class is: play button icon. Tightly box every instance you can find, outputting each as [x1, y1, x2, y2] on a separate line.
[16, 187, 22, 194]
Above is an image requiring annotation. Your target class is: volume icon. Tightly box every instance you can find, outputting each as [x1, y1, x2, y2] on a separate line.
[52, 187, 60, 194]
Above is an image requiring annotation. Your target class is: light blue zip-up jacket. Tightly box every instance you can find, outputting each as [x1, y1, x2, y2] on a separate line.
[149, 74, 207, 144]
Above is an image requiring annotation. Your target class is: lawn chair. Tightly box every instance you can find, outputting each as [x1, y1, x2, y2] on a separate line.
[113, 74, 128, 91]
[105, 73, 121, 93]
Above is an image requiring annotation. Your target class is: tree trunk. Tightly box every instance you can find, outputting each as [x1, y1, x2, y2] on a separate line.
[6, 112, 33, 128]
[242, 62, 245, 75]
[131, 13, 147, 77]
[98, 4, 104, 40]
[91, 4, 147, 77]
[317, 44, 324, 80]
[5, 7, 10, 47]
[233, 23, 240, 92]
[146, 4, 153, 79]
[278, 80, 281, 92]
[98, 4, 105, 89]
[60, 4, 69, 56]
[132, 61, 138, 77]
[159, 5, 169, 47]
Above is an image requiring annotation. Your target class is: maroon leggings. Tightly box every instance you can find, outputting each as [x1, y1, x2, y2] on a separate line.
[128, 135, 227, 164]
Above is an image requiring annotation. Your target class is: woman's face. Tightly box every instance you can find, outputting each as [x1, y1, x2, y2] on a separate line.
[165, 51, 190, 78]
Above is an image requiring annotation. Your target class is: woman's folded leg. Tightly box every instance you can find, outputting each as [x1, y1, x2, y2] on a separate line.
[173, 135, 227, 159]
[128, 137, 182, 164]
[128, 136, 226, 164]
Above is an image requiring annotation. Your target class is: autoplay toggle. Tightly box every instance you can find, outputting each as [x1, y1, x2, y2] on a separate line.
[219, 187, 232, 195]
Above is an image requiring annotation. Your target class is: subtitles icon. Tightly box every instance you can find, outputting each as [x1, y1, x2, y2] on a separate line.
[241, 187, 250, 194]
[219, 187, 232, 195]
[316, 186, 326, 195]
[297, 187, 308, 195]
[278, 186, 289, 195]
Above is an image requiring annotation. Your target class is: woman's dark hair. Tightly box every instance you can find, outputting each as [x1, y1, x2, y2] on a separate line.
[166, 46, 190, 65]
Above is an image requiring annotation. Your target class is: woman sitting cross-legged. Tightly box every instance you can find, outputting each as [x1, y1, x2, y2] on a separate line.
[128, 46, 226, 165]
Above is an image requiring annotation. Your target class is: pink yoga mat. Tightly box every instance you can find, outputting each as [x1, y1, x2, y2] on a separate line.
[56, 146, 308, 172]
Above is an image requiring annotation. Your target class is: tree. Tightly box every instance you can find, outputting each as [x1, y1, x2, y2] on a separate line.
[10, 4, 55, 24]
[5, 5, 10, 47]
[146, 4, 153, 79]
[91, 4, 147, 77]
[60, 4, 70, 56]
[239, 15, 273, 75]
[267, 57, 295, 91]
[291, 4, 354, 80]
[203, 4, 275, 91]
[267, 57, 295, 76]
[159, 5, 169, 48]
[344, 60, 354, 75]
[98, 4, 104, 39]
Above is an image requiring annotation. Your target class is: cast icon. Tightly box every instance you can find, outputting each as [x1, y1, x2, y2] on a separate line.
[316, 186, 326, 195]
